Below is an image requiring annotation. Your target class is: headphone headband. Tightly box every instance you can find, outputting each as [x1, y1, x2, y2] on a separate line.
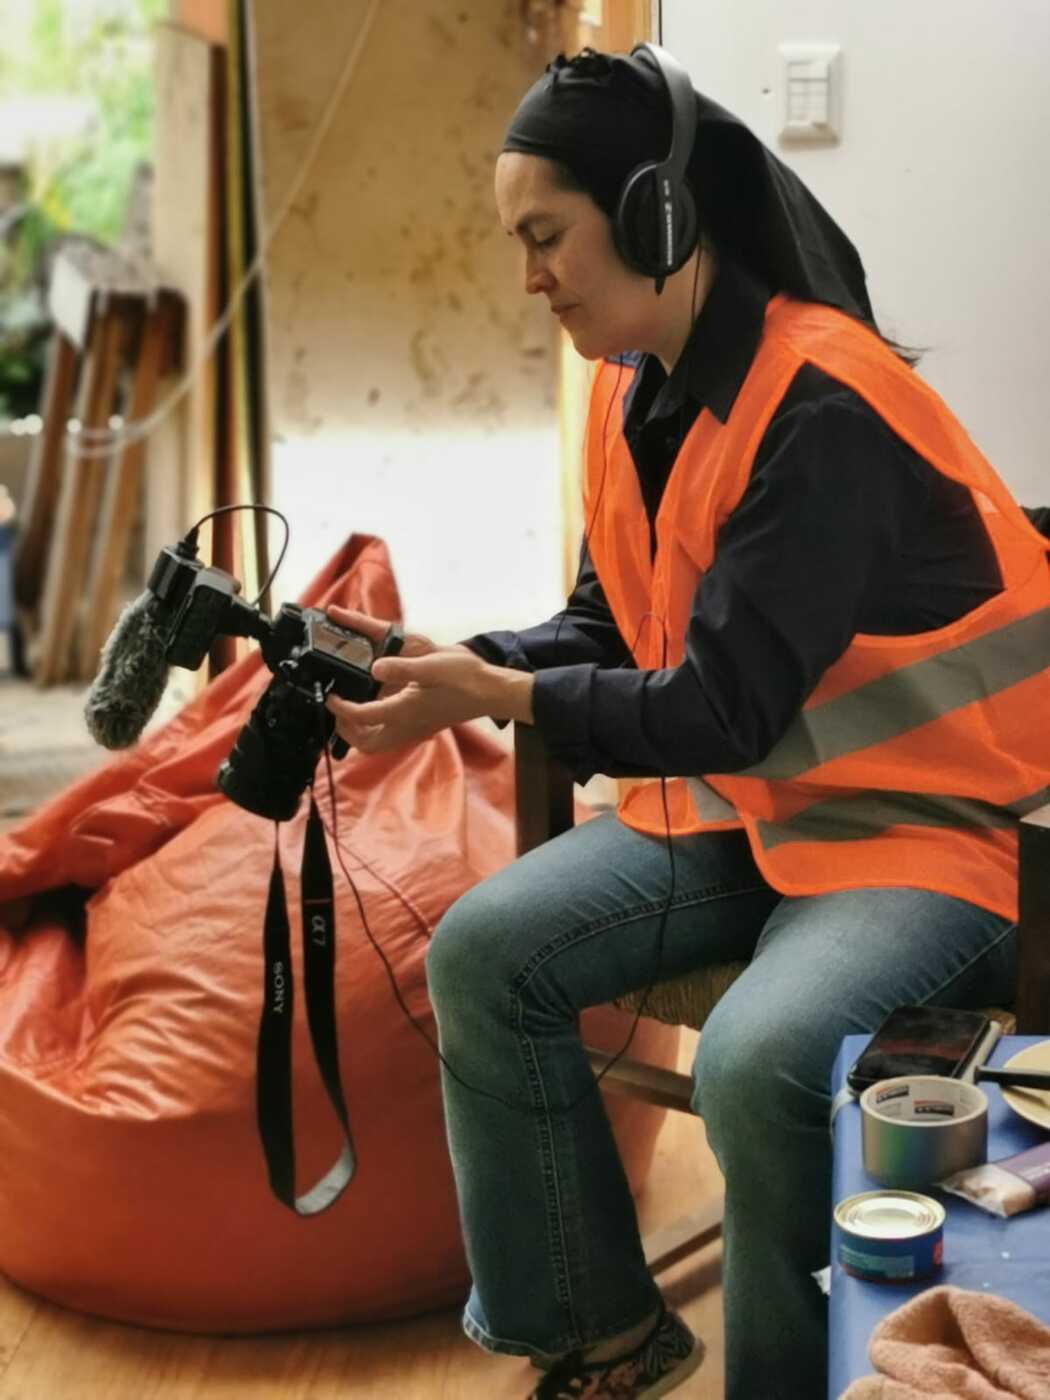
[634, 44, 696, 201]
[615, 43, 699, 287]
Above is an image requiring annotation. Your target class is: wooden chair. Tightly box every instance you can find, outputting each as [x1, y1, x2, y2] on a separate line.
[512, 722, 1050, 1274]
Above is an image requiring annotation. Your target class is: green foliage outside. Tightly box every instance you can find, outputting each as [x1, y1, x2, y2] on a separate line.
[0, 0, 166, 420]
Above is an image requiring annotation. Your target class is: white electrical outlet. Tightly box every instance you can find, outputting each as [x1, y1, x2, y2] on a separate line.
[778, 42, 842, 144]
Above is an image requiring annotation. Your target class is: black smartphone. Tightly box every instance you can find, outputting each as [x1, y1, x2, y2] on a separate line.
[846, 1004, 994, 1093]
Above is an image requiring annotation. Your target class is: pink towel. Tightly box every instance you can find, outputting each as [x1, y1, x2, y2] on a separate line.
[841, 1286, 1050, 1399]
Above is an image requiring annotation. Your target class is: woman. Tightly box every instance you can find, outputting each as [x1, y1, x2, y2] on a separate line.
[327, 46, 1049, 1400]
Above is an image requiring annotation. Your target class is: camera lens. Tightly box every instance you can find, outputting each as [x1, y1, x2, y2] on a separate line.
[217, 676, 329, 820]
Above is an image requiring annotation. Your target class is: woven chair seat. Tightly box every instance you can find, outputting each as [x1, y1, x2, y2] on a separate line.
[614, 961, 1017, 1037]
[615, 961, 749, 1031]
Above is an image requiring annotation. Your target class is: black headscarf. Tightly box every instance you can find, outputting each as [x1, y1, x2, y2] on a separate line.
[502, 48, 873, 323]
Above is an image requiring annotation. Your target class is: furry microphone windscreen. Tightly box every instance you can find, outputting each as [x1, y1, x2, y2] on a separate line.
[84, 591, 173, 749]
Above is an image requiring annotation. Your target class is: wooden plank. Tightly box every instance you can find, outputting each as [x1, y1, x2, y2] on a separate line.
[555, 0, 654, 590]
[586, 1046, 695, 1111]
[643, 1197, 724, 1274]
[606, 0, 654, 51]
[560, 0, 653, 56]
[223, 0, 248, 600]
[1017, 804, 1050, 1033]
[49, 244, 164, 345]
[210, 0, 268, 657]
[238, 0, 273, 608]
[75, 299, 176, 680]
[149, 24, 225, 570]
[210, 10, 238, 678]
[33, 305, 130, 685]
[12, 334, 80, 611]
[175, 0, 228, 46]
[558, 334, 590, 594]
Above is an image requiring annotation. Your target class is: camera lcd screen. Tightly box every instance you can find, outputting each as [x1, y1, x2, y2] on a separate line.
[311, 621, 374, 672]
[847, 1005, 990, 1091]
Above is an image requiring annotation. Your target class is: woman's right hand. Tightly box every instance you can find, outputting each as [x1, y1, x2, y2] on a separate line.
[324, 606, 438, 699]
[323, 606, 486, 753]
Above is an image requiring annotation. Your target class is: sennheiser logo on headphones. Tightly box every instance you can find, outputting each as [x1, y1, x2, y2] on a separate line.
[661, 176, 674, 266]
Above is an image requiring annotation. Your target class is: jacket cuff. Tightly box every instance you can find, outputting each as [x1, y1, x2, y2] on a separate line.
[459, 633, 534, 730]
[458, 630, 534, 673]
[531, 665, 599, 779]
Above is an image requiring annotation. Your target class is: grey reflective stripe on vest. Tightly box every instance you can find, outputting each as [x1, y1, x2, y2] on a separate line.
[754, 786, 1050, 852]
[686, 777, 739, 822]
[741, 607, 1050, 783]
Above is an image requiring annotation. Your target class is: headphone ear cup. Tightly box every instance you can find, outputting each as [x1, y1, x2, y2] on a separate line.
[614, 162, 699, 279]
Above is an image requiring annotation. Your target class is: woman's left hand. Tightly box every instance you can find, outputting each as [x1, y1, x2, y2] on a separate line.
[326, 648, 534, 754]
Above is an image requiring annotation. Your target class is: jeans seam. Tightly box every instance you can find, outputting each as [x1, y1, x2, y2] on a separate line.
[511, 984, 580, 1337]
[509, 880, 771, 995]
[914, 920, 1017, 1006]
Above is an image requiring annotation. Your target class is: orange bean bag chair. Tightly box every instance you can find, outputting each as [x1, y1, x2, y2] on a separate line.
[0, 535, 678, 1332]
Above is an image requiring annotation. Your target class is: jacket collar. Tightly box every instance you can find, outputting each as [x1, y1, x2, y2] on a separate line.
[625, 256, 771, 429]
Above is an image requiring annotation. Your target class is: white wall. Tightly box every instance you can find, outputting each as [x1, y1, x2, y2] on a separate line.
[663, 0, 1050, 503]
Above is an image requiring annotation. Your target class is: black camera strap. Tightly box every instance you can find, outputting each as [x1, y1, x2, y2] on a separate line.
[257, 797, 355, 1214]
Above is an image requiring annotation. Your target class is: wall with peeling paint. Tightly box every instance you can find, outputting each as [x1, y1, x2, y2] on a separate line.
[251, 0, 561, 639]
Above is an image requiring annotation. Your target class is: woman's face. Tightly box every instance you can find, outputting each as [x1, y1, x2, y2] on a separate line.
[494, 152, 667, 362]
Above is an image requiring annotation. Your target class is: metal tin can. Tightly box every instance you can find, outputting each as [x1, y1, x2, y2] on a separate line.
[834, 1190, 945, 1282]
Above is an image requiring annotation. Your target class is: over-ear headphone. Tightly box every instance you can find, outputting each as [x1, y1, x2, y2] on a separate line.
[613, 43, 699, 292]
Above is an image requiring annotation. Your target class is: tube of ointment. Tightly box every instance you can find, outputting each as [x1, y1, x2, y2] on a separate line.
[940, 1141, 1050, 1217]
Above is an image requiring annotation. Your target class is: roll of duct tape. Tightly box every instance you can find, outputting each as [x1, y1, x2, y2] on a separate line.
[861, 1075, 988, 1189]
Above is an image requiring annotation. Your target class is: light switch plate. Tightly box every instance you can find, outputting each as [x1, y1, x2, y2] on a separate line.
[778, 42, 842, 144]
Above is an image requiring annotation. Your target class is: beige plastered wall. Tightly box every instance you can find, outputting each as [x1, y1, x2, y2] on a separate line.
[248, 1, 561, 640]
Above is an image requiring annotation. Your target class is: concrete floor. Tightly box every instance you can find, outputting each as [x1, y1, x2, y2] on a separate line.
[0, 676, 109, 828]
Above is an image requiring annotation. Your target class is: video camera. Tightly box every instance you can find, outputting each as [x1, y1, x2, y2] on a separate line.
[143, 532, 402, 820]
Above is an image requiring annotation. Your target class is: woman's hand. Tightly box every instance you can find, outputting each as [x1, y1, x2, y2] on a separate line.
[324, 606, 534, 754]
[324, 606, 440, 690]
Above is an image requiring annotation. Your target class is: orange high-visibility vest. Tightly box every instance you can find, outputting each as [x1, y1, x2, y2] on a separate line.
[584, 296, 1050, 920]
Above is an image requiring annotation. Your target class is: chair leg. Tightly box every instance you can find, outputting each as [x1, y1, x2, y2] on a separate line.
[643, 1198, 725, 1274]
[585, 1045, 695, 1112]
[1017, 808, 1050, 1033]
[586, 1046, 724, 1277]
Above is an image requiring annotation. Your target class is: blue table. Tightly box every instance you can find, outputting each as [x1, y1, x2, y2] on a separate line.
[828, 1034, 1050, 1398]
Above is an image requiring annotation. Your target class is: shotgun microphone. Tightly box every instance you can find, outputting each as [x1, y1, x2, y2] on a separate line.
[84, 590, 172, 749]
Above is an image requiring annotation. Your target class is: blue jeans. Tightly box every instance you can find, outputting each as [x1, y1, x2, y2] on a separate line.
[425, 813, 1015, 1399]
